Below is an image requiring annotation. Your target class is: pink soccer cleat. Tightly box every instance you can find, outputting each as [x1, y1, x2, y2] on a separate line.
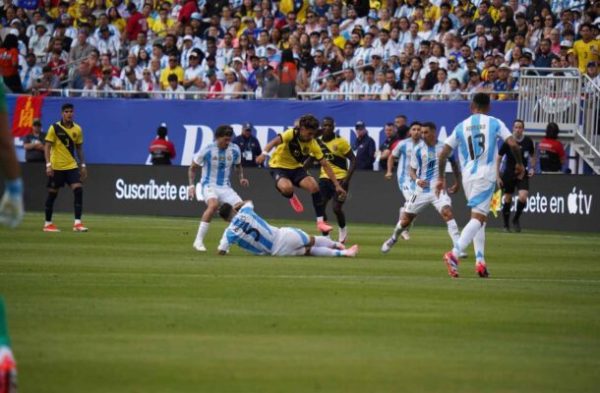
[476, 261, 489, 278]
[289, 194, 304, 213]
[316, 220, 333, 233]
[443, 251, 460, 278]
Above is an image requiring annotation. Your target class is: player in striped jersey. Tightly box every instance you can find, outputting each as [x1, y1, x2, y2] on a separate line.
[188, 125, 249, 252]
[217, 201, 359, 257]
[437, 93, 524, 278]
[382, 122, 462, 253]
[384, 121, 422, 240]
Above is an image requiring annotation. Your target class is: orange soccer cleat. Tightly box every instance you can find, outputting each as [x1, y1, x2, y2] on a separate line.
[73, 223, 88, 232]
[289, 194, 304, 213]
[43, 223, 60, 232]
[476, 261, 489, 278]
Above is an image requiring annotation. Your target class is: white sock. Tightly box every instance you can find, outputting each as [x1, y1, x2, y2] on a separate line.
[45, 221, 52, 226]
[314, 235, 341, 249]
[392, 221, 408, 240]
[446, 219, 460, 246]
[74, 219, 81, 225]
[453, 218, 482, 257]
[309, 246, 343, 257]
[196, 221, 210, 243]
[338, 226, 347, 242]
[317, 216, 325, 222]
[473, 223, 486, 263]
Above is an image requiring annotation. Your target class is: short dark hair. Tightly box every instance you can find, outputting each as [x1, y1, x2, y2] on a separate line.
[215, 125, 234, 138]
[61, 103, 74, 112]
[219, 203, 233, 220]
[157, 125, 168, 138]
[322, 116, 335, 126]
[396, 115, 407, 120]
[167, 74, 178, 82]
[472, 93, 491, 110]
[298, 114, 319, 131]
[422, 121, 437, 131]
[409, 121, 422, 128]
[546, 122, 560, 139]
[513, 119, 525, 127]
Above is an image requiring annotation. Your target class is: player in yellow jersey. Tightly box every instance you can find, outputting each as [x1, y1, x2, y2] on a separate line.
[256, 114, 346, 233]
[573, 23, 599, 74]
[43, 103, 88, 232]
[313, 117, 356, 243]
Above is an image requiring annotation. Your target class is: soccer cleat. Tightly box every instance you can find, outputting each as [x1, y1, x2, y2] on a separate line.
[512, 219, 521, 233]
[316, 220, 333, 233]
[400, 230, 410, 241]
[476, 261, 489, 278]
[289, 194, 304, 213]
[443, 251, 460, 278]
[73, 223, 88, 232]
[381, 237, 397, 253]
[344, 244, 359, 257]
[193, 241, 207, 252]
[43, 223, 60, 232]
[0, 346, 17, 393]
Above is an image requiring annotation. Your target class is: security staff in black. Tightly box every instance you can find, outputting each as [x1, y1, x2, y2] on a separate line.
[232, 123, 262, 167]
[496, 119, 536, 232]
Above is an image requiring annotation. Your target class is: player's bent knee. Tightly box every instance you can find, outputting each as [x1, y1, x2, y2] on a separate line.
[441, 206, 453, 220]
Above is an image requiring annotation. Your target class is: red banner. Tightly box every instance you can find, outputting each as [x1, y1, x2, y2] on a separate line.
[12, 95, 44, 137]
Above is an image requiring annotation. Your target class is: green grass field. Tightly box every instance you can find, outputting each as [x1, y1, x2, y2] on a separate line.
[1, 213, 599, 392]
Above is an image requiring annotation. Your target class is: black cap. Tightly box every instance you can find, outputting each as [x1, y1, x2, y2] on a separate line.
[243, 123, 253, 131]
[355, 121, 366, 129]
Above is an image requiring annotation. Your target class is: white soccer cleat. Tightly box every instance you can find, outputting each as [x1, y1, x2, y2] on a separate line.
[381, 237, 397, 253]
[344, 244, 359, 257]
[193, 241, 207, 252]
[459, 251, 468, 258]
[400, 230, 410, 241]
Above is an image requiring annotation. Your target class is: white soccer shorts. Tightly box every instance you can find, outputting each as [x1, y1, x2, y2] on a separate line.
[199, 185, 242, 206]
[463, 178, 496, 215]
[405, 190, 452, 215]
[271, 227, 311, 256]
[400, 183, 414, 202]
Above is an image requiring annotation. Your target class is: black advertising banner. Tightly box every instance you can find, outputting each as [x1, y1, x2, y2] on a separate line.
[3, 164, 599, 233]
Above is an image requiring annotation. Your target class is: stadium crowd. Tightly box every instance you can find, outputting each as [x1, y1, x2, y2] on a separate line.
[0, 0, 598, 100]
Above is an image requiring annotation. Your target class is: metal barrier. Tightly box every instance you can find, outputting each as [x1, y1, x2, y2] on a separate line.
[517, 67, 581, 137]
[575, 75, 600, 172]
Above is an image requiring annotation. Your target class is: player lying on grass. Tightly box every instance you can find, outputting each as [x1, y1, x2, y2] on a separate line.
[216, 201, 359, 257]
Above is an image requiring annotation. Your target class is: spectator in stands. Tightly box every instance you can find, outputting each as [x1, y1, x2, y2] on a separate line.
[159, 55, 184, 89]
[23, 119, 46, 163]
[538, 122, 566, 173]
[33, 65, 60, 94]
[20, 53, 43, 93]
[70, 61, 92, 91]
[206, 69, 223, 99]
[30, 24, 51, 62]
[223, 69, 243, 99]
[163, 74, 185, 100]
[96, 25, 120, 59]
[586, 61, 600, 85]
[69, 30, 95, 64]
[97, 66, 122, 97]
[261, 65, 280, 98]
[233, 123, 262, 168]
[148, 123, 176, 165]
[277, 49, 297, 98]
[572, 23, 599, 74]
[352, 121, 376, 171]
[0, 35, 22, 93]
[122, 66, 142, 98]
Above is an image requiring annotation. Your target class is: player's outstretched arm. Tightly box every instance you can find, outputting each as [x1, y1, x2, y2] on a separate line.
[436, 144, 453, 197]
[385, 152, 395, 179]
[187, 162, 199, 199]
[236, 164, 249, 187]
[342, 150, 357, 188]
[76, 143, 87, 181]
[448, 159, 462, 194]
[256, 135, 282, 165]
[320, 158, 345, 196]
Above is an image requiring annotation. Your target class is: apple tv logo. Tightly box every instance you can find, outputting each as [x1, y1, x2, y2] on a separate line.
[567, 187, 593, 215]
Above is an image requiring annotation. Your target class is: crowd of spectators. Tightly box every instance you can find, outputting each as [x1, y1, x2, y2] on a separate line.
[0, 0, 598, 100]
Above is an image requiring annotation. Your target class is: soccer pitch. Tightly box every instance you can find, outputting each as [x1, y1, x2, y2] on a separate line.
[1, 213, 599, 392]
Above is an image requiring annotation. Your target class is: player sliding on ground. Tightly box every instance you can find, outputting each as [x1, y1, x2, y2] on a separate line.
[381, 122, 463, 254]
[188, 125, 249, 252]
[216, 201, 359, 258]
[437, 93, 524, 278]
[255, 114, 347, 233]
[384, 121, 422, 241]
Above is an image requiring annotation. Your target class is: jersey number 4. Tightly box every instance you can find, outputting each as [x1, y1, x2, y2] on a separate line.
[467, 134, 486, 160]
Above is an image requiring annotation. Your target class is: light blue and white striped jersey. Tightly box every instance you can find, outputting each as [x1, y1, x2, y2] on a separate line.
[218, 202, 279, 255]
[391, 138, 418, 191]
[193, 142, 241, 187]
[410, 140, 449, 194]
[445, 114, 512, 183]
